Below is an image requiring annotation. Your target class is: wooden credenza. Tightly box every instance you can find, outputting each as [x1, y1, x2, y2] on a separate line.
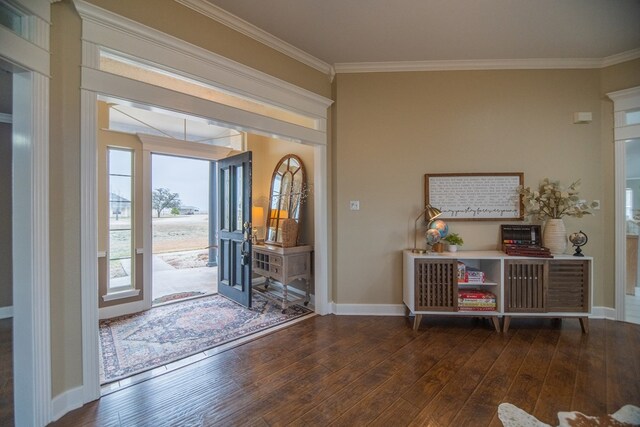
[252, 244, 312, 313]
[403, 250, 592, 333]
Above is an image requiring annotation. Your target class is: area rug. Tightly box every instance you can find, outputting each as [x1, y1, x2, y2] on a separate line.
[99, 293, 312, 384]
[152, 291, 206, 305]
[498, 402, 640, 426]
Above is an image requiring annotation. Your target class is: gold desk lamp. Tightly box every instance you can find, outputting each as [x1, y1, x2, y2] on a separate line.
[412, 204, 442, 254]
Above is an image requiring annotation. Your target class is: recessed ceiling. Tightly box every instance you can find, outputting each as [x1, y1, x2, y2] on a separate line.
[203, 0, 640, 65]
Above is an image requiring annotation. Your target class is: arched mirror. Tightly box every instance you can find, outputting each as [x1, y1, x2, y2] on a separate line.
[266, 154, 306, 246]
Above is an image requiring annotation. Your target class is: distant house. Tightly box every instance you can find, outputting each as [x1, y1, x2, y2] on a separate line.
[110, 193, 131, 219]
[178, 205, 200, 215]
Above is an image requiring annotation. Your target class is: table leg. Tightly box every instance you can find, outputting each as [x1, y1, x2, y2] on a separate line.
[491, 317, 501, 333]
[579, 317, 589, 334]
[413, 314, 423, 331]
[503, 316, 511, 334]
[281, 284, 288, 313]
[304, 279, 310, 306]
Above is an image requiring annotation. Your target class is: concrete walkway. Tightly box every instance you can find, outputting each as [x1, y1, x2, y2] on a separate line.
[119, 252, 218, 303]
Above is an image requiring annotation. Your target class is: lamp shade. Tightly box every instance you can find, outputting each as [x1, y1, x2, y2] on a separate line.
[252, 206, 264, 227]
[425, 204, 442, 222]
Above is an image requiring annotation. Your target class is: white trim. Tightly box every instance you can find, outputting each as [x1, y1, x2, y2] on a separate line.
[608, 86, 640, 323]
[335, 48, 640, 74]
[0, 21, 49, 76]
[102, 288, 141, 302]
[80, 89, 101, 404]
[77, 3, 332, 410]
[50, 386, 84, 423]
[73, 1, 331, 117]
[82, 67, 327, 146]
[602, 48, 640, 68]
[0, 306, 13, 319]
[332, 303, 406, 316]
[0, 113, 12, 123]
[174, 0, 333, 78]
[590, 306, 616, 320]
[138, 134, 234, 160]
[99, 299, 148, 320]
[13, 68, 52, 427]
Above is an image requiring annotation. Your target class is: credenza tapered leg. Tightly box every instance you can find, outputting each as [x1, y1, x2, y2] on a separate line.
[503, 316, 511, 333]
[491, 317, 501, 333]
[579, 317, 589, 334]
[413, 314, 423, 331]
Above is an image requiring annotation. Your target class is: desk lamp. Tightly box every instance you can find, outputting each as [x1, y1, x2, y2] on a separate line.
[412, 204, 442, 254]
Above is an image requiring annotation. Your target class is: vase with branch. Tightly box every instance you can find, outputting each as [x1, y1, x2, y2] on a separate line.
[517, 178, 597, 254]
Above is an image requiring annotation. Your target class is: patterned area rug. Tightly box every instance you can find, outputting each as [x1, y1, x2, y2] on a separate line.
[498, 403, 640, 426]
[99, 293, 312, 384]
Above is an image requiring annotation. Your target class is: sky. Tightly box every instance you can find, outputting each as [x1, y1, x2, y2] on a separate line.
[152, 154, 210, 212]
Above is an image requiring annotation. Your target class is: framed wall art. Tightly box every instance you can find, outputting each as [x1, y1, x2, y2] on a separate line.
[425, 172, 524, 221]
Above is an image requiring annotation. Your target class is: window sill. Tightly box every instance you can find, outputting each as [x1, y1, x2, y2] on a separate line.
[102, 288, 141, 302]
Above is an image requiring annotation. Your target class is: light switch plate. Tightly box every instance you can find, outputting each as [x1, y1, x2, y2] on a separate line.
[350, 200, 360, 211]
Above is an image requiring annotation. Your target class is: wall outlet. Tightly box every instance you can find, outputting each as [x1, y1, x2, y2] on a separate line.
[350, 200, 360, 211]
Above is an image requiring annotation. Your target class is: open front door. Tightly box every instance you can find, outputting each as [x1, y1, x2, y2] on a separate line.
[218, 152, 253, 307]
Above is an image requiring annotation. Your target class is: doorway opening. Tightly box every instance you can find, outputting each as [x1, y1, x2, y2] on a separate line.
[151, 154, 217, 305]
[624, 138, 640, 324]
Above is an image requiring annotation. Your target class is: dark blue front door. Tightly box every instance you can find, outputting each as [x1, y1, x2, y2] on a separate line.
[217, 151, 252, 307]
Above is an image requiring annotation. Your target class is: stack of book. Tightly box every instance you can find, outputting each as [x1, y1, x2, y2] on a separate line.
[504, 244, 552, 258]
[458, 289, 496, 312]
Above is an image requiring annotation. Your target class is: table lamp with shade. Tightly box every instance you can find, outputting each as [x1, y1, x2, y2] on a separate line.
[412, 204, 442, 253]
[251, 206, 264, 244]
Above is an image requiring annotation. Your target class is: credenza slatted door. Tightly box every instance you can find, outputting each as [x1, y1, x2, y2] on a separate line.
[505, 260, 546, 312]
[414, 259, 458, 311]
[547, 260, 589, 312]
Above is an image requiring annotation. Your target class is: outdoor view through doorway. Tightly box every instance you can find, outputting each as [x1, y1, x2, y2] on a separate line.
[151, 154, 217, 304]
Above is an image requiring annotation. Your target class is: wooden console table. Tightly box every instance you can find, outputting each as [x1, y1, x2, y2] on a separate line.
[252, 244, 312, 313]
[403, 250, 592, 333]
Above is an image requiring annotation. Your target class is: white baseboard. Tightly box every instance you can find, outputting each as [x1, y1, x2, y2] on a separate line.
[99, 299, 148, 320]
[590, 306, 616, 320]
[328, 304, 618, 320]
[0, 306, 13, 319]
[332, 303, 405, 316]
[51, 385, 84, 422]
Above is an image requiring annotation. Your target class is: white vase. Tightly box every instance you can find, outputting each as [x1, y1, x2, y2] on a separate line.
[544, 218, 567, 255]
[447, 244, 458, 253]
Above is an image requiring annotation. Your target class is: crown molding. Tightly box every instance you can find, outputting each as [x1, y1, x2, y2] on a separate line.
[174, 0, 333, 78]
[335, 48, 640, 74]
[601, 48, 640, 68]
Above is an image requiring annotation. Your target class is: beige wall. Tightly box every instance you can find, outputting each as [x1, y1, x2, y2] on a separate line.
[334, 69, 607, 305]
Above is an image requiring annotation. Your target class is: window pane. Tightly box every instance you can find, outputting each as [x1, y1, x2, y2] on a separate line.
[108, 148, 134, 290]
[0, 3, 24, 36]
[109, 259, 131, 288]
[626, 110, 640, 126]
[109, 148, 132, 176]
[236, 165, 243, 231]
[222, 168, 230, 231]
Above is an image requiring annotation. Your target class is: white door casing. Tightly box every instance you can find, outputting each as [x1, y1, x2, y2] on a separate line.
[74, 0, 332, 405]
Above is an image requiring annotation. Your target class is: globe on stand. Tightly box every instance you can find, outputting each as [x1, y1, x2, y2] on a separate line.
[425, 228, 442, 249]
[429, 219, 449, 239]
[569, 231, 588, 257]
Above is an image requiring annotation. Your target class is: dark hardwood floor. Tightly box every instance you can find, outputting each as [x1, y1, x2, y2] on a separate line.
[0, 318, 13, 427]
[51, 315, 640, 427]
